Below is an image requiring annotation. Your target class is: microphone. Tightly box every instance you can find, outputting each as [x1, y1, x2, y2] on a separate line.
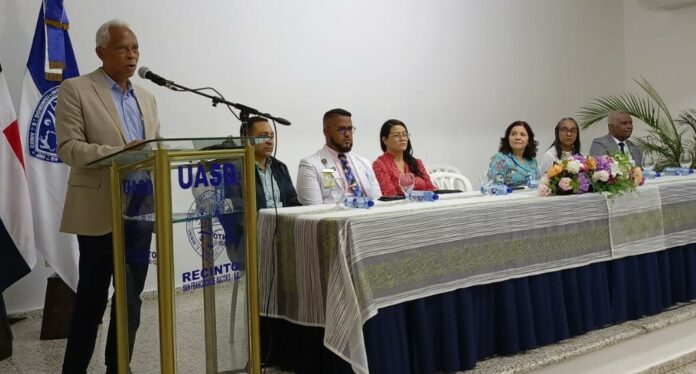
[138, 66, 171, 86]
[274, 117, 291, 126]
[258, 113, 291, 126]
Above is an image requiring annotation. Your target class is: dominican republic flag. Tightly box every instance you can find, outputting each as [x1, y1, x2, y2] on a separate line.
[17, 0, 80, 291]
[0, 62, 36, 293]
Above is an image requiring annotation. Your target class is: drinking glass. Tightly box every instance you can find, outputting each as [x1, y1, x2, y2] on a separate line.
[478, 173, 492, 194]
[679, 152, 692, 169]
[329, 177, 345, 208]
[526, 175, 539, 189]
[398, 173, 415, 201]
[643, 154, 655, 172]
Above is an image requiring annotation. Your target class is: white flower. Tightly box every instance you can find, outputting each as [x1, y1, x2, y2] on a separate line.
[565, 160, 581, 174]
[540, 176, 549, 185]
[592, 170, 610, 182]
[610, 162, 622, 177]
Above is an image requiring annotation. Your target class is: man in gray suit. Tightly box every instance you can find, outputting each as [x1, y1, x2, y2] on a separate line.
[56, 19, 160, 374]
[589, 111, 643, 166]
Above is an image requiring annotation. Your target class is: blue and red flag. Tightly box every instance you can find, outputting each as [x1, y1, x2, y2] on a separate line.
[0, 61, 35, 293]
[17, 0, 80, 290]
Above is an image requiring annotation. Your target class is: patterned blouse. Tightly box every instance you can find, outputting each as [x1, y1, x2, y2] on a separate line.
[487, 152, 540, 188]
[372, 153, 436, 196]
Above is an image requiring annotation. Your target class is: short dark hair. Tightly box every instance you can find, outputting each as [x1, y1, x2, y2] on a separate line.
[240, 116, 269, 136]
[498, 120, 538, 160]
[323, 108, 351, 126]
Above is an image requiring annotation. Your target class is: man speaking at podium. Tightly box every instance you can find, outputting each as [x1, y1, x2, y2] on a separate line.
[55, 19, 160, 373]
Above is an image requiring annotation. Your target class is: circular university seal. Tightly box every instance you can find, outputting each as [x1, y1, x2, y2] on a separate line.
[28, 86, 62, 163]
[185, 189, 233, 261]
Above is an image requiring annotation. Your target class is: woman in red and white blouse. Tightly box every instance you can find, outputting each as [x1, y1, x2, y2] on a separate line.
[372, 119, 436, 196]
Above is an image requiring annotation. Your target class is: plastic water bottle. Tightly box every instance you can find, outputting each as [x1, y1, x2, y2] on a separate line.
[643, 170, 660, 179]
[410, 191, 439, 201]
[489, 183, 509, 195]
[342, 196, 374, 209]
[663, 167, 692, 176]
[480, 173, 510, 195]
[480, 181, 511, 195]
[480, 184, 512, 195]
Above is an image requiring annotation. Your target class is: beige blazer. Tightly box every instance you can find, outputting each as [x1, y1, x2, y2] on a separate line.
[56, 68, 160, 235]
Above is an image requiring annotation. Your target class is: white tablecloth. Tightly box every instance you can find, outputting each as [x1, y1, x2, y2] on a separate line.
[258, 175, 696, 374]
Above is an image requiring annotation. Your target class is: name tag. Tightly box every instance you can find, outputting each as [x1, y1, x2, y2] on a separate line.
[322, 168, 336, 188]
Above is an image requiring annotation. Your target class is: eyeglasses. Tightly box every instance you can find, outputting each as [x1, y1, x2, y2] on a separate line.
[559, 128, 577, 134]
[333, 126, 356, 135]
[389, 132, 410, 139]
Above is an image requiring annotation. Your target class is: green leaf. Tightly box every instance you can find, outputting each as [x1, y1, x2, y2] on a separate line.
[577, 78, 692, 169]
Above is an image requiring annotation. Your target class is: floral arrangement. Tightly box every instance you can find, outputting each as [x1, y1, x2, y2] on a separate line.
[539, 153, 644, 197]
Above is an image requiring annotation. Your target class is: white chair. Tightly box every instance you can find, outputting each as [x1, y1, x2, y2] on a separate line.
[430, 171, 473, 192]
[428, 164, 462, 175]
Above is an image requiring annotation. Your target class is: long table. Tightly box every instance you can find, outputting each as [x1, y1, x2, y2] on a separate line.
[257, 176, 696, 373]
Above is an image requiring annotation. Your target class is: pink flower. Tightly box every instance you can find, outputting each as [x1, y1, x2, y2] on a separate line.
[559, 177, 573, 191]
[538, 183, 550, 197]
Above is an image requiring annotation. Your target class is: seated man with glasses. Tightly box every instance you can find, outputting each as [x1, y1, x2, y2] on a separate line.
[242, 116, 301, 210]
[372, 119, 435, 196]
[296, 108, 382, 205]
[539, 117, 582, 173]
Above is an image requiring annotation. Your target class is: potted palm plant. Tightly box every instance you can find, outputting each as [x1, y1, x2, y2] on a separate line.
[578, 78, 695, 170]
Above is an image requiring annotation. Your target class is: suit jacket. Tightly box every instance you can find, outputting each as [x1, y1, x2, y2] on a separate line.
[588, 134, 643, 166]
[255, 157, 301, 209]
[296, 145, 382, 205]
[56, 69, 160, 235]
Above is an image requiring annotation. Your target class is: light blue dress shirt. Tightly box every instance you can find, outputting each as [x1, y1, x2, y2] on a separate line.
[256, 160, 282, 208]
[103, 70, 145, 142]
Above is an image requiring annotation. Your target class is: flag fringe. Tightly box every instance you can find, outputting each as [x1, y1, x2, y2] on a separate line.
[44, 72, 63, 82]
[48, 61, 65, 70]
[44, 19, 69, 30]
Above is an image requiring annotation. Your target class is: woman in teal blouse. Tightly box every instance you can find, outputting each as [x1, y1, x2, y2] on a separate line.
[487, 120, 540, 188]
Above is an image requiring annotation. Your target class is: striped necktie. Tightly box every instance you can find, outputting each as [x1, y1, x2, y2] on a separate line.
[338, 153, 362, 197]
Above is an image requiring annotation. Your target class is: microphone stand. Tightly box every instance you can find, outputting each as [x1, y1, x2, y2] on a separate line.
[162, 80, 290, 128]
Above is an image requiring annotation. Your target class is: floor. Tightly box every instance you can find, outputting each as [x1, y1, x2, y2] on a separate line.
[472, 301, 696, 374]
[3, 288, 696, 373]
[0, 279, 288, 373]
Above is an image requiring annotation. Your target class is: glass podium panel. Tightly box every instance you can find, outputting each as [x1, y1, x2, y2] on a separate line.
[118, 167, 160, 372]
[171, 155, 249, 373]
[104, 138, 259, 374]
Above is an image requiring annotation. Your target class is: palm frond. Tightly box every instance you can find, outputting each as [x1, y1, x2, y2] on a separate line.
[676, 109, 696, 133]
[677, 110, 696, 167]
[635, 78, 682, 144]
[577, 92, 661, 129]
[577, 78, 691, 169]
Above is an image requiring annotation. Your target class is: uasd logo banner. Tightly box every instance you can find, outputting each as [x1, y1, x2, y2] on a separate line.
[28, 86, 61, 163]
[179, 161, 243, 292]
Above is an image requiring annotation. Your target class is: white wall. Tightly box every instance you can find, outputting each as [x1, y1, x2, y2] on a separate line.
[623, 0, 696, 117]
[0, 0, 626, 314]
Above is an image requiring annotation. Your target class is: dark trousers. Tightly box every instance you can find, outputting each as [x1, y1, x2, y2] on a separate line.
[62, 223, 151, 374]
[0, 294, 11, 361]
